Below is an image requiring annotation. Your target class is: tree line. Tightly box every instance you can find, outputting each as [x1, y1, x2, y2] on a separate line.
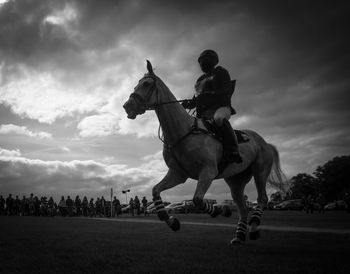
[271, 155, 350, 202]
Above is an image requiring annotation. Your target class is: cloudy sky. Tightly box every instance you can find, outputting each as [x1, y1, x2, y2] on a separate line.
[0, 0, 349, 203]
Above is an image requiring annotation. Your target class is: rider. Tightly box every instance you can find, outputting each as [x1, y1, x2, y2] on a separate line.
[182, 49, 242, 163]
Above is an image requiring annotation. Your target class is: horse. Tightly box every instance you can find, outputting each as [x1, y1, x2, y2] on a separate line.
[123, 60, 286, 244]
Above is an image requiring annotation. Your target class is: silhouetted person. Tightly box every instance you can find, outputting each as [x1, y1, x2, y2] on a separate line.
[89, 198, 95, 217]
[134, 196, 141, 215]
[48, 197, 55, 217]
[6, 194, 14, 215]
[129, 198, 134, 216]
[21, 195, 28, 216]
[34, 196, 40, 216]
[66, 196, 73, 216]
[142, 196, 148, 216]
[82, 196, 88, 217]
[28, 193, 35, 216]
[112, 197, 121, 217]
[58, 196, 67, 217]
[0, 195, 5, 215]
[14, 195, 21, 216]
[182, 49, 242, 163]
[75, 195, 81, 216]
[101, 196, 106, 217]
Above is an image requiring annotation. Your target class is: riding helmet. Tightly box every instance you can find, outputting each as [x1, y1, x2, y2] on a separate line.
[198, 49, 219, 65]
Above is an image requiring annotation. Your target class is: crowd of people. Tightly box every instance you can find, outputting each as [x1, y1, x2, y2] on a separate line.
[0, 193, 150, 218]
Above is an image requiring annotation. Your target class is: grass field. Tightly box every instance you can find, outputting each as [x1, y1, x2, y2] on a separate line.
[1, 211, 350, 274]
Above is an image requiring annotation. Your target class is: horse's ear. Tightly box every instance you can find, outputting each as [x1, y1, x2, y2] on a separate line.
[146, 60, 154, 75]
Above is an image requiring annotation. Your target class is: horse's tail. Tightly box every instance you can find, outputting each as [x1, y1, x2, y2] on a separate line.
[267, 143, 289, 193]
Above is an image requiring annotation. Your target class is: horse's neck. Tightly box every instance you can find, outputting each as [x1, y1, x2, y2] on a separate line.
[155, 81, 193, 144]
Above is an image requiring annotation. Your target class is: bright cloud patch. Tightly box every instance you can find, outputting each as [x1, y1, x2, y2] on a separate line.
[0, 147, 167, 200]
[0, 67, 106, 124]
[0, 148, 21, 157]
[0, 124, 52, 139]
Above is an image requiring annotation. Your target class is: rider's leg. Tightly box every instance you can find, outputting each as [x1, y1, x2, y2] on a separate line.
[214, 107, 242, 163]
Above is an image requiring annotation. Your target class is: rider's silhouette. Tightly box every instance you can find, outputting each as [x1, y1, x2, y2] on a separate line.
[182, 50, 242, 163]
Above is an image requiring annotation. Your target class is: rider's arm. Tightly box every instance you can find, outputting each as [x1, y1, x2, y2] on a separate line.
[214, 66, 232, 95]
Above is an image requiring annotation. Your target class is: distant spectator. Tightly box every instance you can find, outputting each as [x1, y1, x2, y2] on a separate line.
[75, 196, 82, 216]
[58, 196, 67, 217]
[21, 196, 28, 216]
[89, 198, 95, 217]
[134, 196, 141, 215]
[0, 195, 5, 215]
[34, 196, 40, 216]
[129, 198, 134, 216]
[28, 193, 35, 216]
[66, 196, 73, 216]
[142, 196, 148, 216]
[48, 197, 55, 217]
[14, 195, 21, 216]
[101, 196, 106, 216]
[96, 198, 102, 217]
[6, 194, 14, 215]
[112, 197, 121, 217]
[82, 196, 88, 217]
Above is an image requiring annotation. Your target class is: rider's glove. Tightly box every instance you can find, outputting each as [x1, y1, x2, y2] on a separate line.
[181, 99, 196, 109]
[181, 100, 191, 109]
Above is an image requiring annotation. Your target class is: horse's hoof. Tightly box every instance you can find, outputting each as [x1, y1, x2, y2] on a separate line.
[167, 216, 180, 231]
[221, 205, 232, 217]
[230, 237, 243, 245]
[249, 230, 260, 240]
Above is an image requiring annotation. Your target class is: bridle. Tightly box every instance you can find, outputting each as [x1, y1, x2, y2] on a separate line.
[129, 74, 188, 114]
[129, 75, 159, 115]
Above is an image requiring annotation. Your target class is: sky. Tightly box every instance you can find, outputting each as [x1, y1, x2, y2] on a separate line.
[0, 0, 349, 203]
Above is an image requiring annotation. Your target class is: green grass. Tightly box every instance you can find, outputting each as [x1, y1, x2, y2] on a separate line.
[0, 212, 349, 273]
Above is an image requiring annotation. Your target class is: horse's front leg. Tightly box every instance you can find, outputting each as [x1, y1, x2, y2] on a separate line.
[192, 167, 223, 217]
[152, 169, 187, 231]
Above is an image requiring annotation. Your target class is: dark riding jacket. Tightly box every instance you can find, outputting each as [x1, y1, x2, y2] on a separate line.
[189, 66, 234, 117]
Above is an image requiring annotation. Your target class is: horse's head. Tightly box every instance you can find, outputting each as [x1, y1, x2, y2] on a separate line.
[123, 60, 158, 119]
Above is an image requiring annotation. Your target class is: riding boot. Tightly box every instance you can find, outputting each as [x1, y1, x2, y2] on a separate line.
[220, 119, 242, 163]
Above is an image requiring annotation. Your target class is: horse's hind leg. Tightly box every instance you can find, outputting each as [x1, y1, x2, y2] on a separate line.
[225, 170, 252, 244]
[152, 169, 187, 231]
[249, 158, 272, 240]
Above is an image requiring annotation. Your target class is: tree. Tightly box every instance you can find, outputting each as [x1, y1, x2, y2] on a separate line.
[314, 155, 350, 201]
[289, 173, 317, 199]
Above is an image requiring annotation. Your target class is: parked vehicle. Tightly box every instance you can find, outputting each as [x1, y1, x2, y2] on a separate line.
[267, 201, 280, 210]
[121, 204, 131, 213]
[324, 200, 346, 210]
[165, 202, 184, 214]
[273, 199, 304, 210]
[215, 200, 237, 212]
[146, 201, 170, 214]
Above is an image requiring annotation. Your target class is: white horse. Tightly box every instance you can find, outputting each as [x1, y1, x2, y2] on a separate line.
[123, 61, 286, 244]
